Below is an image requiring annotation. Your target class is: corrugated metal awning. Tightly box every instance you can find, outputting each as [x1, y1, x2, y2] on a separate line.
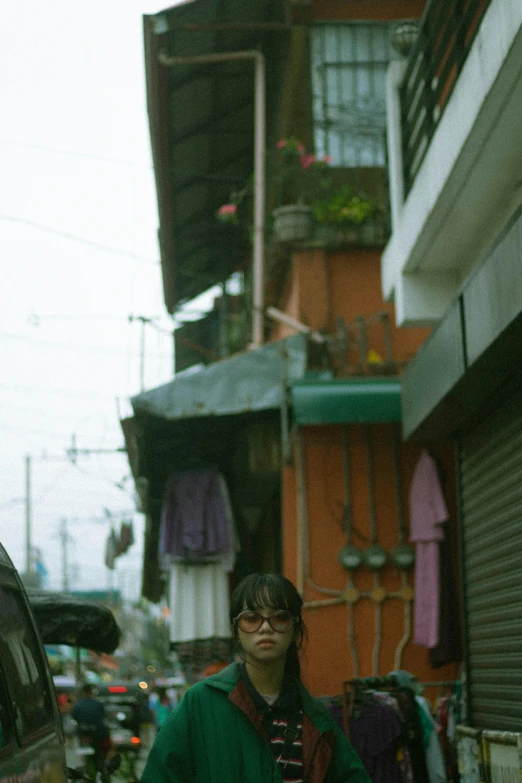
[143, 0, 290, 312]
[291, 377, 402, 424]
[131, 334, 307, 421]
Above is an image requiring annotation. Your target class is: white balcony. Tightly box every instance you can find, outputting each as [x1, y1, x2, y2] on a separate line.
[383, 0, 522, 327]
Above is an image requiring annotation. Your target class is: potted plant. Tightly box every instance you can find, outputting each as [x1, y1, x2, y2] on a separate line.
[311, 185, 377, 246]
[270, 137, 332, 243]
[216, 202, 240, 225]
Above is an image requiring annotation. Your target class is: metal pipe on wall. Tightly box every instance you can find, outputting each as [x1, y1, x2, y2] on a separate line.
[294, 431, 307, 596]
[158, 50, 266, 348]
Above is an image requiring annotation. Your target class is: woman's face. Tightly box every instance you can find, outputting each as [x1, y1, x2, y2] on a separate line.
[237, 603, 296, 667]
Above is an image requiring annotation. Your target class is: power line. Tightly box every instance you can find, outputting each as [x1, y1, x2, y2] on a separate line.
[0, 138, 153, 170]
[0, 330, 171, 358]
[0, 381, 123, 398]
[0, 213, 159, 265]
[0, 421, 76, 439]
[28, 313, 136, 323]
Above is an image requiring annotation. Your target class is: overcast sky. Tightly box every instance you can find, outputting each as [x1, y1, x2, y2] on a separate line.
[0, 0, 186, 599]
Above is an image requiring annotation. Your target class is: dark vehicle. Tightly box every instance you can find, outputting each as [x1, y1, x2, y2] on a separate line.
[25, 587, 123, 783]
[0, 541, 68, 781]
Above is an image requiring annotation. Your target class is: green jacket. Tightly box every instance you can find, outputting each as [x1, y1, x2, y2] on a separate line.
[141, 663, 370, 783]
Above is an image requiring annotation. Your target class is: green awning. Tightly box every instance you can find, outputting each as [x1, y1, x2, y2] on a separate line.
[291, 378, 402, 424]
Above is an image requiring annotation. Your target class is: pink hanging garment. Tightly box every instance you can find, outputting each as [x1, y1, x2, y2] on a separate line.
[409, 450, 448, 648]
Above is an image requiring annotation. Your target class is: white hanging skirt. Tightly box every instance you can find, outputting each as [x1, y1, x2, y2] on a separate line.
[168, 562, 232, 643]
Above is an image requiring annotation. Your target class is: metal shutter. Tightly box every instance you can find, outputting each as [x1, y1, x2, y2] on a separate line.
[459, 389, 522, 731]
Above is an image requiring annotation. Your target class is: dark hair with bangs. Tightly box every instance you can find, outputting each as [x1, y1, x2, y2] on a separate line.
[229, 573, 306, 680]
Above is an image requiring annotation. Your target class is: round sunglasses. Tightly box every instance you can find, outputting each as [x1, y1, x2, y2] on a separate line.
[234, 609, 296, 634]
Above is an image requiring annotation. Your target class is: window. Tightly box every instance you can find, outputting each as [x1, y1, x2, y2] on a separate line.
[0, 586, 54, 740]
[311, 23, 395, 167]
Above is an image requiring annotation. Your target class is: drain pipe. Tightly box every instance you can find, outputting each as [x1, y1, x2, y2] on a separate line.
[158, 50, 266, 348]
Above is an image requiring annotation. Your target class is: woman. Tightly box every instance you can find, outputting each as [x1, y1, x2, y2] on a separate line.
[141, 573, 370, 783]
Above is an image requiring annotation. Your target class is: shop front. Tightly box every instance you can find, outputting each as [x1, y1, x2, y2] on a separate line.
[124, 334, 308, 674]
[401, 209, 522, 740]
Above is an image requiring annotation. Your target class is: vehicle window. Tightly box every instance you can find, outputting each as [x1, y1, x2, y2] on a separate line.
[0, 586, 54, 740]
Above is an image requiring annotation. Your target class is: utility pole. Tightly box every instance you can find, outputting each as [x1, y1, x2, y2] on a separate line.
[24, 450, 74, 580]
[67, 436, 126, 464]
[58, 518, 73, 591]
[128, 314, 160, 391]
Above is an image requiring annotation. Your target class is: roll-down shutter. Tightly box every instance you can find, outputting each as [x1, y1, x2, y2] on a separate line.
[459, 389, 522, 731]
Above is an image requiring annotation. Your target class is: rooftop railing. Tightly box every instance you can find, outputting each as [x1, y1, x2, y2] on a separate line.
[400, 0, 491, 196]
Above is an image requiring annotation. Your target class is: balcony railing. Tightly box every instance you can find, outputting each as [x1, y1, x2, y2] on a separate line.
[400, 0, 491, 195]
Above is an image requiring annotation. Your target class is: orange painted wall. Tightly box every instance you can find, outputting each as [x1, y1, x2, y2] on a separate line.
[270, 248, 431, 366]
[272, 249, 461, 697]
[283, 428, 459, 697]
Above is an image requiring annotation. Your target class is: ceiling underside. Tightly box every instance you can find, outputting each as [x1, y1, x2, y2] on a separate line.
[143, 0, 291, 311]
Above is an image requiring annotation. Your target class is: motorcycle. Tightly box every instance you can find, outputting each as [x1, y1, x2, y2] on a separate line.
[105, 710, 141, 783]
[74, 723, 121, 783]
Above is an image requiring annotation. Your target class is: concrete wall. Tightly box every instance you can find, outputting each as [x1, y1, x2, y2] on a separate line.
[272, 247, 459, 695]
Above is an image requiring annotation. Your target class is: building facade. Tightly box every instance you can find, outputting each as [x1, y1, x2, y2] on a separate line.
[384, 0, 522, 733]
[125, 0, 469, 709]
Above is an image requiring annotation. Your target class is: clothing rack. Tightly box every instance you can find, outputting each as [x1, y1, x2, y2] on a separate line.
[419, 681, 459, 687]
[419, 680, 463, 727]
[340, 675, 400, 738]
[347, 675, 399, 690]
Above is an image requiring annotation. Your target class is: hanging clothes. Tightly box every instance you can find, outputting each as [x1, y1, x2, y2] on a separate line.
[159, 469, 238, 569]
[428, 530, 463, 668]
[119, 519, 135, 554]
[328, 677, 438, 783]
[348, 700, 403, 783]
[104, 528, 119, 570]
[416, 697, 447, 783]
[167, 562, 232, 644]
[409, 450, 448, 648]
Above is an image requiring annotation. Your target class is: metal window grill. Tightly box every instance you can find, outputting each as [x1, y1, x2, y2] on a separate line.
[311, 23, 394, 167]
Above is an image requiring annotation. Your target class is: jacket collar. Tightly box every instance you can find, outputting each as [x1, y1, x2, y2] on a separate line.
[205, 662, 334, 733]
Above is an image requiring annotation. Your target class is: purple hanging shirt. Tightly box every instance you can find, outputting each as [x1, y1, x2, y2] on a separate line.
[160, 470, 231, 561]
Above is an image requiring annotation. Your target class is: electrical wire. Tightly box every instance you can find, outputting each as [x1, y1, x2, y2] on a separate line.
[0, 381, 121, 399]
[70, 459, 135, 497]
[0, 138, 153, 169]
[0, 213, 158, 265]
[0, 421, 73, 439]
[0, 331, 171, 358]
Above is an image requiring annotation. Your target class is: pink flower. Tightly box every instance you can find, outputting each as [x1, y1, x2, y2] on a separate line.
[216, 203, 239, 224]
[217, 204, 237, 215]
[299, 154, 317, 169]
[322, 155, 332, 163]
[276, 139, 287, 149]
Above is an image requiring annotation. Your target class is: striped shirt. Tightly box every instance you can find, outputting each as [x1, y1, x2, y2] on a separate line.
[240, 664, 304, 783]
[268, 713, 304, 782]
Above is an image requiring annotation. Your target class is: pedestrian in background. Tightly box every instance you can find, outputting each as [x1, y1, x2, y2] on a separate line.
[150, 686, 172, 733]
[141, 572, 370, 783]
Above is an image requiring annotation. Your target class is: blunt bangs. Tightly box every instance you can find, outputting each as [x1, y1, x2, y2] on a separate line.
[229, 574, 303, 625]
